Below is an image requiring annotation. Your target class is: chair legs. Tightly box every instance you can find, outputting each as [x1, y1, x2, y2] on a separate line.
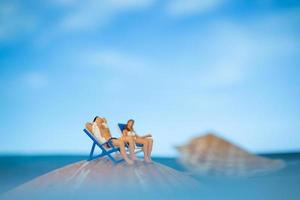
[87, 142, 124, 164]
[89, 142, 96, 160]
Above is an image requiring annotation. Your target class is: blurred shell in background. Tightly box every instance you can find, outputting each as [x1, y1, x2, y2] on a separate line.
[176, 133, 285, 177]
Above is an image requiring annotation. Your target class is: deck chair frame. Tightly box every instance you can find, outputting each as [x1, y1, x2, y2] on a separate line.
[83, 128, 123, 164]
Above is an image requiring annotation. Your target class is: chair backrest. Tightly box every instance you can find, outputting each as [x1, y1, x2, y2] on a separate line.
[118, 123, 126, 133]
[83, 128, 98, 143]
[84, 122, 104, 145]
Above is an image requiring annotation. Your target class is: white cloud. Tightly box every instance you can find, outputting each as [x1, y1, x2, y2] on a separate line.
[22, 72, 48, 89]
[81, 49, 147, 72]
[0, 2, 38, 41]
[166, 0, 228, 17]
[33, 0, 154, 45]
[77, 10, 299, 92]
[48, 0, 81, 7]
[201, 66, 245, 88]
[159, 21, 254, 90]
[1, 0, 154, 44]
[58, 0, 154, 31]
[194, 8, 300, 88]
[164, 5, 300, 90]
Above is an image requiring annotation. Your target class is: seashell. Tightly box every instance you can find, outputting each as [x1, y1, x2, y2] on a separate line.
[176, 133, 285, 177]
[4, 159, 200, 199]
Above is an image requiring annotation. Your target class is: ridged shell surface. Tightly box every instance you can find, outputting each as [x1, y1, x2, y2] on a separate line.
[176, 133, 285, 177]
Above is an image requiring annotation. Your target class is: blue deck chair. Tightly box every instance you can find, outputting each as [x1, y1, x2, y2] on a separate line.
[83, 128, 123, 164]
[118, 123, 144, 148]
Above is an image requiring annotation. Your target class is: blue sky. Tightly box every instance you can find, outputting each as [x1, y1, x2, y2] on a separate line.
[0, 0, 300, 156]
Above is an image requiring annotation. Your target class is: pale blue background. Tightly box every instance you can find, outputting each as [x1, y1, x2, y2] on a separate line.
[0, 0, 300, 156]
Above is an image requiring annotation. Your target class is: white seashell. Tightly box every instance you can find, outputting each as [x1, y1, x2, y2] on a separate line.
[176, 133, 285, 177]
[4, 159, 200, 199]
